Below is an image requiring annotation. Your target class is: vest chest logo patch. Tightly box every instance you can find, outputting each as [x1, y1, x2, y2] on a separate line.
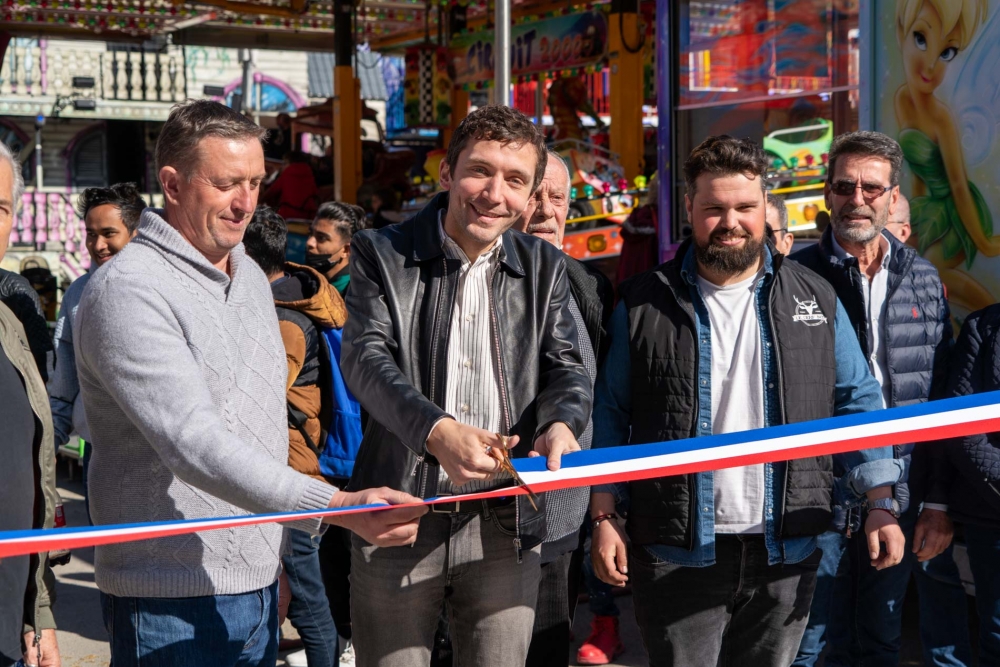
[793, 295, 828, 327]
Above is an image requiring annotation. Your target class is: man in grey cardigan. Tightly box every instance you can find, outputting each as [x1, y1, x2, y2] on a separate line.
[74, 100, 425, 667]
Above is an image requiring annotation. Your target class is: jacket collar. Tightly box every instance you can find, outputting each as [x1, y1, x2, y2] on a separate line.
[410, 191, 525, 277]
[816, 225, 915, 279]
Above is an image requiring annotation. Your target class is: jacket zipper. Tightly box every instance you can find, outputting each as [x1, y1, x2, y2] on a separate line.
[487, 262, 522, 562]
[769, 283, 789, 539]
[675, 286, 698, 552]
[413, 256, 450, 501]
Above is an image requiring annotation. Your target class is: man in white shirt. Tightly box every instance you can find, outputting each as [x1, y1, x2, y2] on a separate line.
[341, 106, 592, 667]
[591, 134, 904, 666]
[791, 131, 966, 667]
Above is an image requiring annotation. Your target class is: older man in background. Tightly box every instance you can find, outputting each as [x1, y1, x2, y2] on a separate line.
[517, 152, 614, 667]
[0, 143, 61, 667]
[885, 192, 912, 244]
[766, 193, 794, 255]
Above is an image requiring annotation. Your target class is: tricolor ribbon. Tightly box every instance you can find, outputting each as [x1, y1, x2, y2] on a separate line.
[1, 390, 998, 559]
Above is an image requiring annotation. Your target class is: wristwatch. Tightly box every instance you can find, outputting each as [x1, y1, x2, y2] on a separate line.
[865, 497, 901, 519]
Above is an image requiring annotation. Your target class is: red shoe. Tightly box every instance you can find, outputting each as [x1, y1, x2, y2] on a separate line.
[576, 615, 625, 665]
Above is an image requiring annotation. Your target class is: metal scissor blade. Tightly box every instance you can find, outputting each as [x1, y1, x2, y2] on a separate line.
[500, 459, 539, 511]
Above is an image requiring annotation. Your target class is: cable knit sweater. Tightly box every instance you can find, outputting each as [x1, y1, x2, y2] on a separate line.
[75, 209, 338, 598]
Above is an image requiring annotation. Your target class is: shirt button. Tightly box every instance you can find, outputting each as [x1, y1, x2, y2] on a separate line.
[466, 314, 474, 322]
[703, 507, 710, 512]
[461, 404, 470, 413]
[766, 342, 772, 348]
[701, 379, 707, 386]
[768, 382, 774, 389]
[701, 339, 708, 344]
[768, 508, 773, 515]
[463, 359, 472, 369]
[701, 422, 708, 429]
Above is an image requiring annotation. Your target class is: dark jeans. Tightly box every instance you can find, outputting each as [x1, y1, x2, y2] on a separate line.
[319, 524, 352, 641]
[526, 550, 574, 667]
[797, 513, 972, 667]
[965, 523, 1000, 666]
[631, 535, 819, 667]
[792, 530, 850, 667]
[100, 582, 279, 666]
[284, 529, 339, 667]
[582, 520, 619, 617]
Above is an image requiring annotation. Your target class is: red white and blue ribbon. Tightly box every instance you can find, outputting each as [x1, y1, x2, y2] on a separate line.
[1, 390, 998, 559]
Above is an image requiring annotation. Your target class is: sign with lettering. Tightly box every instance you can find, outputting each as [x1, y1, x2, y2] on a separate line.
[451, 11, 608, 85]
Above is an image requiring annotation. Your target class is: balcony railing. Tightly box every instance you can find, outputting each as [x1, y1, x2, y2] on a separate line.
[0, 40, 188, 107]
[13, 187, 163, 278]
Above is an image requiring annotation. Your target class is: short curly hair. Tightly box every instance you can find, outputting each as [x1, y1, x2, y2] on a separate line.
[684, 135, 769, 196]
[445, 105, 547, 192]
[75, 182, 148, 232]
[244, 205, 288, 277]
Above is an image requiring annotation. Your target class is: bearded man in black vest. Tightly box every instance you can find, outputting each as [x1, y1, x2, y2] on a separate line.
[589, 135, 906, 667]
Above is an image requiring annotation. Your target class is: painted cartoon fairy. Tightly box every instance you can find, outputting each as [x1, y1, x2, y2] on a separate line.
[894, 0, 995, 313]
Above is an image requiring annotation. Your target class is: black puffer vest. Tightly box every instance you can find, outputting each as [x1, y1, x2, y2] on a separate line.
[621, 241, 839, 548]
[791, 228, 951, 512]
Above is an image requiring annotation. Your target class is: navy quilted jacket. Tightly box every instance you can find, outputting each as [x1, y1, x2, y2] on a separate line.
[941, 306, 1000, 527]
[791, 228, 952, 514]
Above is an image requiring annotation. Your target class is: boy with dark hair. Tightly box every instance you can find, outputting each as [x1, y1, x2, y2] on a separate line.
[49, 182, 147, 513]
[305, 201, 368, 296]
[244, 205, 348, 667]
[342, 104, 592, 666]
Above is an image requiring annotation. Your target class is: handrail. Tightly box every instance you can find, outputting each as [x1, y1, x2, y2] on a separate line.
[769, 183, 825, 196]
[567, 206, 635, 225]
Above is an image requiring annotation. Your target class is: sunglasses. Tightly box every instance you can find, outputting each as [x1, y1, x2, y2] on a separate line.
[830, 180, 891, 199]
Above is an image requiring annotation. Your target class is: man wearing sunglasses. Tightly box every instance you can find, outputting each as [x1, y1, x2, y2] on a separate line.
[791, 131, 965, 666]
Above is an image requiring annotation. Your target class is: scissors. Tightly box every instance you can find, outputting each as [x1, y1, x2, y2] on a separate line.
[487, 434, 540, 511]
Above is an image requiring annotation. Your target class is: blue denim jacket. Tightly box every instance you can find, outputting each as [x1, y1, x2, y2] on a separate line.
[593, 245, 902, 567]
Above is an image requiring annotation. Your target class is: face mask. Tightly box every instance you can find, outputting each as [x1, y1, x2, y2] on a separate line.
[304, 252, 337, 274]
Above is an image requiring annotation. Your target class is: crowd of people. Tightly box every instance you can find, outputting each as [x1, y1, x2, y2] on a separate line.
[0, 98, 998, 667]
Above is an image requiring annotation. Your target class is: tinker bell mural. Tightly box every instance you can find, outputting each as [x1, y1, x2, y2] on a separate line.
[893, 0, 997, 314]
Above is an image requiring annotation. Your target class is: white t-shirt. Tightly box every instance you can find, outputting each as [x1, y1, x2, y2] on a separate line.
[696, 268, 766, 534]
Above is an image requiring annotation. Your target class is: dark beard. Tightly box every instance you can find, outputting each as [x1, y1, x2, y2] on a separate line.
[694, 229, 765, 276]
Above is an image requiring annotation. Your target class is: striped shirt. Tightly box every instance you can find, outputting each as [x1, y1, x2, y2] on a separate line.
[436, 213, 510, 495]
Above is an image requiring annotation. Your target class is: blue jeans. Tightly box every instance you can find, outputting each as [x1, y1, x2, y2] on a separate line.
[100, 582, 279, 667]
[283, 529, 339, 667]
[582, 520, 619, 617]
[965, 523, 1000, 666]
[792, 530, 851, 667]
[795, 513, 972, 667]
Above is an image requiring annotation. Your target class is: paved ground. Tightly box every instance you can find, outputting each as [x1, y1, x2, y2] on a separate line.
[50, 476, 111, 667]
[51, 461, 971, 667]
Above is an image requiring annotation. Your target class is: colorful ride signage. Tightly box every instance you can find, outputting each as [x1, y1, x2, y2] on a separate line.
[451, 10, 609, 85]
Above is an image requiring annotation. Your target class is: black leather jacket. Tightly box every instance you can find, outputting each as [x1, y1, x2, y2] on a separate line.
[342, 193, 593, 548]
